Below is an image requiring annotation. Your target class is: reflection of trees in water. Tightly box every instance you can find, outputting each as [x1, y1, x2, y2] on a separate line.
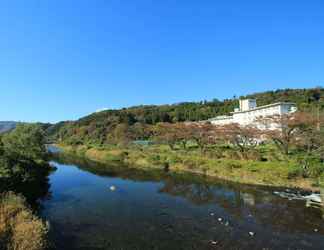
[159, 178, 324, 233]
[0, 164, 52, 211]
[321, 187, 324, 219]
[53, 151, 324, 234]
[159, 180, 214, 205]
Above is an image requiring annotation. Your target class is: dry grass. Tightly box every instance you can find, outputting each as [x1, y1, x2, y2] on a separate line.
[0, 192, 48, 250]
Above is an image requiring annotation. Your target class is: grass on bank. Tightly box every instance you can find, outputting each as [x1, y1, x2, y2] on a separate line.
[0, 192, 49, 250]
[57, 143, 324, 191]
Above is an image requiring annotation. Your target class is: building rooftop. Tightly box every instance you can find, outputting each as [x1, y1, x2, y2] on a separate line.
[231, 102, 296, 114]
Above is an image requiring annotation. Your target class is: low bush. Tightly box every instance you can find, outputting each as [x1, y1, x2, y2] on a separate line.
[147, 154, 161, 164]
[0, 192, 49, 250]
[167, 154, 182, 165]
[225, 161, 242, 170]
[307, 165, 324, 178]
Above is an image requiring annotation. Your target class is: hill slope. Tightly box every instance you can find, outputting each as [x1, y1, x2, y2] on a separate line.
[0, 121, 17, 133]
[48, 87, 324, 145]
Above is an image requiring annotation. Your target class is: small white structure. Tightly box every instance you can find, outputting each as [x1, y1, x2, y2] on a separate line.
[209, 99, 297, 128]
[239, 99, 257, 111]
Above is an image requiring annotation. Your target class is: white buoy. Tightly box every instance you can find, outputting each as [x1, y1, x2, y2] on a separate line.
[109, 185, 116, 191]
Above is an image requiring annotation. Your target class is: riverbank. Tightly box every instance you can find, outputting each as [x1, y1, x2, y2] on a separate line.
[56, 144, 324, 191]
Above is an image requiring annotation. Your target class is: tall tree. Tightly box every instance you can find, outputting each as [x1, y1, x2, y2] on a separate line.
[153, 123, 187, 150]
[220, 124, 261, 158]
[259, 112, 316, 155]
[1, 124, 47, 164]
[186, 123, 219, 152]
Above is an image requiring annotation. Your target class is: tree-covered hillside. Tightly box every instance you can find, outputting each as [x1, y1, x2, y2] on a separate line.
[48, 87, 324, 145]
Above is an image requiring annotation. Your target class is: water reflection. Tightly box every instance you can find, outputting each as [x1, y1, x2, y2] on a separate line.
[161, 175, 324, 234]
[51, 152, 324, 232]
[0, 164, 52, 210]
[45, 151, 324, 250]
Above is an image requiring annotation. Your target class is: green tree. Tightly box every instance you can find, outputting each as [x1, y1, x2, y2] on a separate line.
[1, 124, 47, 164]
[0, 124, 50, 186]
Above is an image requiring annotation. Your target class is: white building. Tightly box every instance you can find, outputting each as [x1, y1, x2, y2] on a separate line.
[209, 99, 297, 128]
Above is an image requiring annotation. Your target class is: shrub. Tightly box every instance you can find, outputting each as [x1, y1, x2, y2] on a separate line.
[0, 192, 49, 250]
[307, 165, 324, 178]
[287, 164, 324, 179]
[223, 150, 241, 160]
[245, 150, 262, 161]
[167, 154, 182, 165]
[181, 157, 207, 170]
[287, 167, 303, 179]
[147, 154, 162, 165]
[205, 149, 223, 159]
[294, 155, 324, 178]
[104, 153, 124, 162]
[225, 161, 242, 170]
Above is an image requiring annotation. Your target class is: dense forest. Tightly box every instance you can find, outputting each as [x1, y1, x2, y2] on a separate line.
[47, 87, 324, 146]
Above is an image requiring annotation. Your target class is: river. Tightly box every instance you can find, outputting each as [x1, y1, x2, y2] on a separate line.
[41, 152, 324, 250]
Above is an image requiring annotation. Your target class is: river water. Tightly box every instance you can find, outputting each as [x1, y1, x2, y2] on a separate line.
[41, 153, 324, 250]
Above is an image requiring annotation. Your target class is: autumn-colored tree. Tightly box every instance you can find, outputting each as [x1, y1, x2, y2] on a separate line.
[259, 112, 317, 155]
[173, 123, 193, 150]
[129, 122, 153, 141]
[295, 113, 324, 160]
[152, 123, 192, 150]
[152, 123, 177, 150]
[220, 123, 261, 158]
[107, 124, 132, 146]
[185, 123, 219, 152]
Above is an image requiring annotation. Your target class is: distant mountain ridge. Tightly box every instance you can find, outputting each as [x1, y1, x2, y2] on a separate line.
[0, 121, 17, 133]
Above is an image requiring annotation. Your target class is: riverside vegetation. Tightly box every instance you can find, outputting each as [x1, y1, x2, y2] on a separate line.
[50, 88, 324, 191]
[0, 124, 51, 250]
[1, 88, 324, 249]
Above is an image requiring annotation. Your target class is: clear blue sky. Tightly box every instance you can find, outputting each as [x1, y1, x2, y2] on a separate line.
[0, 0, 323, 123]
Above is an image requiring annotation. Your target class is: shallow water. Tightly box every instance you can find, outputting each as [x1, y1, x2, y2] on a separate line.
[41, 154, 324, 250]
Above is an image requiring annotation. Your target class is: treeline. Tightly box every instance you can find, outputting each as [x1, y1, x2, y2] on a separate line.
[48, 87, 324, 146]
[59, 111, 324, 182]
[152, 112, 324, 159]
